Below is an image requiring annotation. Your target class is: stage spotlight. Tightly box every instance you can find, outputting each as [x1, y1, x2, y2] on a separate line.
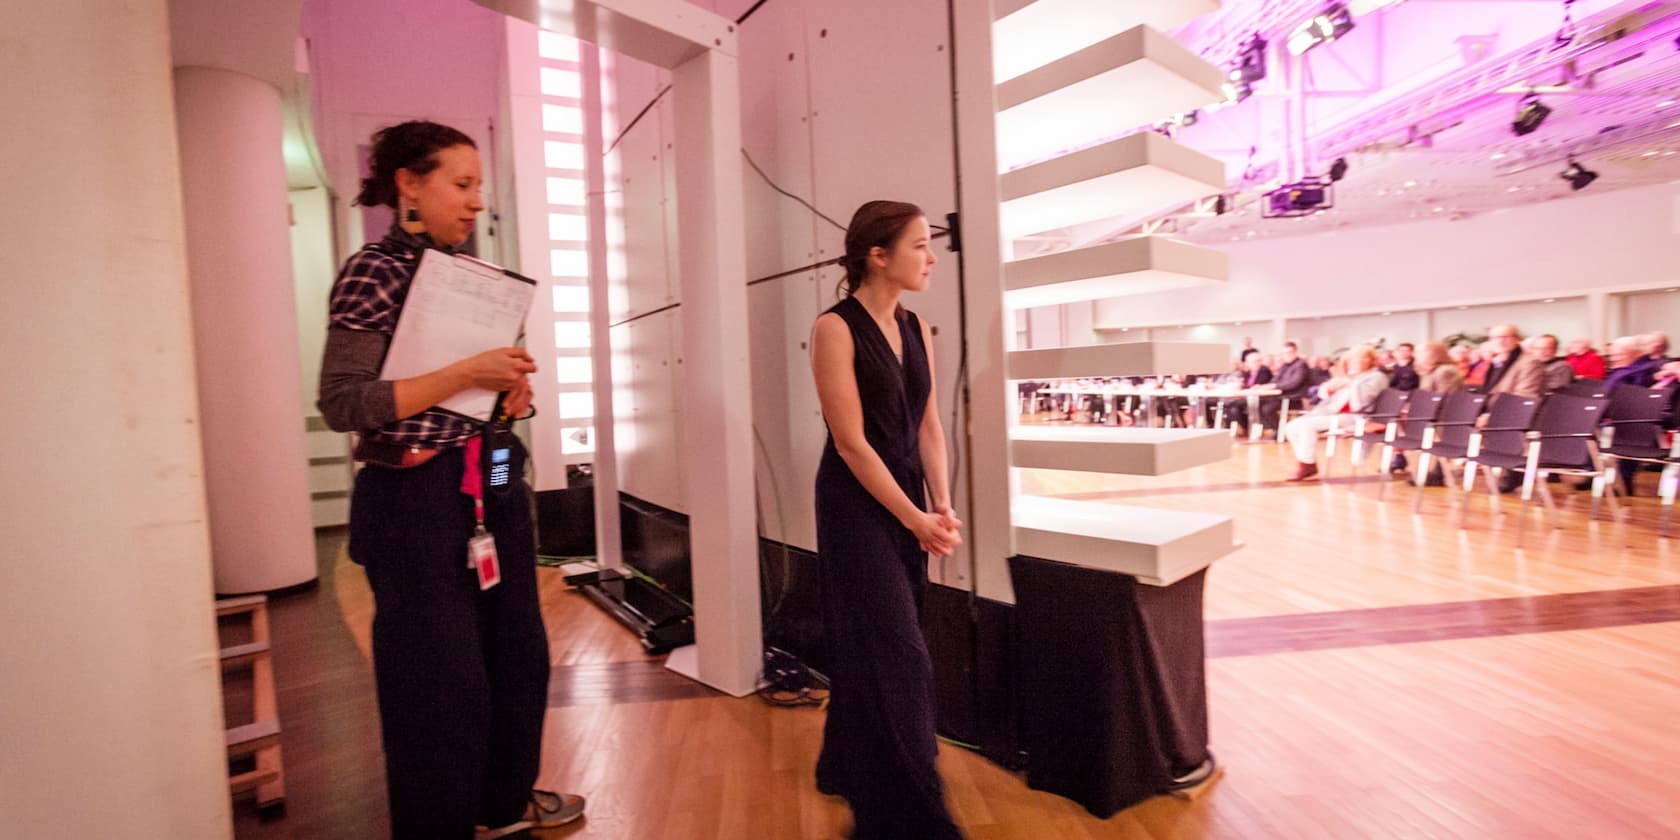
[1560, 158, 1598, 190]
[1229, 35, 1268, 84]
[1287, 4, 1354, 56]
[1512, 94, 1552, 136]
[1328, 157, 1349, 182]
[1263, 177, 1334, 218]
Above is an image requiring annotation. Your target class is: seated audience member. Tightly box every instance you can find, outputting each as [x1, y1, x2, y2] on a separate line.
[1565, 336, 1606, 380]
[1418, 341, 1464, 393]
[1283, 345, 1389, 482]
[1449, 342, 1473, 378]
[1599, 335, 1673, 495]
[1222, 348, 1273, 435]
[1463, 340, 1495, 389]
[1388, 342, 1420, 391]
[1308, 355, 1333, 384]
[1645, 331, 1672, 369]
[1479, 324, 1542, 399]
[1655, 360, 1680, 389]
[1485, 330, 1545, 413]
[1377, 348, 1396, 372]
[1391, 341, 1463, 472]
[1527, 334, 1575, 394]
[1152, 373, 1191, 427]
[1263, 341, 1311, 431]
[1305, 355, 1334, 404]
[1605, 335, 1662, 392]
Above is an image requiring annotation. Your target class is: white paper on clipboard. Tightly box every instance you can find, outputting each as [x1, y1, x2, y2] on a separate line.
[380, 249, 537, 422]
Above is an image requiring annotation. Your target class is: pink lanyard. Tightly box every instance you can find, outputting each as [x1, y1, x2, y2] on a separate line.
[460, 437, 486, 530]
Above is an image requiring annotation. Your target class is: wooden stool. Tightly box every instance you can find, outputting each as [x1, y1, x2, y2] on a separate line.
[217, 595, 285, 810]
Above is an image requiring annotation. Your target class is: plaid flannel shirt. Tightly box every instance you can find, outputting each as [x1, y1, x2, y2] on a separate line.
[327, 226, 479, 449]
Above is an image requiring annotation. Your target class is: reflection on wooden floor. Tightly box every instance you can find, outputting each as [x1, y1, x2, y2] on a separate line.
[237, 443, 1680, 838]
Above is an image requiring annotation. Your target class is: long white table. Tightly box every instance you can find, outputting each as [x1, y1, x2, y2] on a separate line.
[1034, 383, 1283, 441]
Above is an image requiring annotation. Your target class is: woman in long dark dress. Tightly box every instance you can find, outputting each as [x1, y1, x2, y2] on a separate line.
[809, 200, 966, 839]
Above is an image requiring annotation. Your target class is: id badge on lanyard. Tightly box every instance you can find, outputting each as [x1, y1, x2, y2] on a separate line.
[461, 437, 501, 590]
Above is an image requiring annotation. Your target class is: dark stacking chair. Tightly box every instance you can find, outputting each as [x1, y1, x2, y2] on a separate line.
[1323, 388, 1410, 477]
[1599, 386, 1676, 533]
[1371, 390, 1446, 500]
[1411, 391, 1492, 514]
[1560, 378, 1606, 398]
[1338, 388, 1415, 477]
[1463, 394, 1615, 528]
[1455, 395, 1544, 522]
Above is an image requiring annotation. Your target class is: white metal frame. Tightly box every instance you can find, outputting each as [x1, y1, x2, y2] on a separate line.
[477, 0, 760, 697]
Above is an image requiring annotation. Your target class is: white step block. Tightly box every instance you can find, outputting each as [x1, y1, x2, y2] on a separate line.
[1008, 341, 1230, 380]
[1010, 426, 1231, 475]
[996, 25, 1223, 171]
[993, 0, 1222, 82]
[1013, 495, 1236, 586]
[1004, 236, 1227, 309]
[1000, 132, 1226, 238]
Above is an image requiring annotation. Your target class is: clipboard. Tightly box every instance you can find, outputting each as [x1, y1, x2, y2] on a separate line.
[380, 249, 538, 422]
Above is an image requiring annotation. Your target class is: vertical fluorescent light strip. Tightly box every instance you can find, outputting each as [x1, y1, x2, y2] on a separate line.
[540, 30, 593, 463]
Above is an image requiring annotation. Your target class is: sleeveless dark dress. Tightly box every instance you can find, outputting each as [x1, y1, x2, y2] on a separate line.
[813, 296, 963, 839]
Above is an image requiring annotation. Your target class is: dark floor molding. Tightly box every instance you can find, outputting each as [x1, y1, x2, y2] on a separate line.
[1205, 584, 1680, 658]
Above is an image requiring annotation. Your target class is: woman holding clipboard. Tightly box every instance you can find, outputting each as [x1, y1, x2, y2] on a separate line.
[318, 121, 583, 838]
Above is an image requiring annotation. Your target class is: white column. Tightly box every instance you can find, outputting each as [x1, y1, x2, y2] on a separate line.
[671, 47, 762, 696]
[1587, 291, 1611, 347]
[1, 2, 231, 836]
[952, 0, 1016, 602]
[174, 66, 317, 593]
[581, 42, 624, 568]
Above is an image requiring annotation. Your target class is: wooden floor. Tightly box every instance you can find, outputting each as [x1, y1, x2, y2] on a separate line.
[237, 441, 1680, 839]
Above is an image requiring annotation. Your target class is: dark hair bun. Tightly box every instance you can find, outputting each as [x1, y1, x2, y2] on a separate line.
[354, 120, 476, 209]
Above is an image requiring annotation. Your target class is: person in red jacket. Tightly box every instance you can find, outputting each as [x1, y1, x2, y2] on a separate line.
[1565, 336, 1607, 380]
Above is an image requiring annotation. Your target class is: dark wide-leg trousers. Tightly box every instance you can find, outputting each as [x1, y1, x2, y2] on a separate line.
[349, 444, 550, 839]
[814, 476, 963, 840]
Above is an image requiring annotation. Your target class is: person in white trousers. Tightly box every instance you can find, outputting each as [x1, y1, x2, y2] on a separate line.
[1285, 345, 1389, 482]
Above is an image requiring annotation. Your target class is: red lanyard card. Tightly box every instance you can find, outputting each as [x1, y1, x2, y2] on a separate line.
[461, 438, 501, 590]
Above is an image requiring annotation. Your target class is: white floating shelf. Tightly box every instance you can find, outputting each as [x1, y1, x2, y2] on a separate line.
[1013, 495, 1236, 586]
[996, 26, 1223, 172]
[993, 0, 1222, 82]
[1004, 236, 1228, 309]
[1011, 426, 1231, 476]
[1008, 341, 1230, 380]
[999, 132, 1226, 238]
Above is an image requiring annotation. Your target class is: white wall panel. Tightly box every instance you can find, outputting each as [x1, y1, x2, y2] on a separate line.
[611, 309, 684, 510]
[804, 0, 963, 559]
[1431, 298, 1587, 345]
[1288, 311, 1432, 357]
[737, 0, 822, 551]
[602, 0, 963, 557]
[738, 0, 818, 283]
[1618, 289, 1680, 339]
[613, 59, 676, 320]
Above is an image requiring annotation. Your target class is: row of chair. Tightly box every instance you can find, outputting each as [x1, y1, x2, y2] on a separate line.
[1317, 382, 1680, 534]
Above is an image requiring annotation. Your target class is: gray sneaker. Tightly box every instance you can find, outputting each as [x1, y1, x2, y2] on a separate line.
[528, 790, 586, 828]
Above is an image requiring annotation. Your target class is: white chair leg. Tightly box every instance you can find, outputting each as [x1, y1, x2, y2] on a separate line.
[1412, 451, 1433, 513]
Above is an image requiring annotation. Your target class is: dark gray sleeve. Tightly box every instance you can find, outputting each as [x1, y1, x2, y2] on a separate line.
[317, 327, 398, 433]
